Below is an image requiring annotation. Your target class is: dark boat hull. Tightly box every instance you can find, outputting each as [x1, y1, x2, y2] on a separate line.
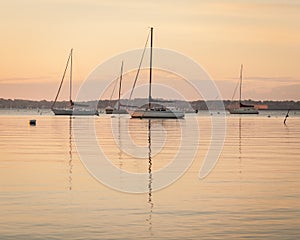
[52, 108, 98, 116]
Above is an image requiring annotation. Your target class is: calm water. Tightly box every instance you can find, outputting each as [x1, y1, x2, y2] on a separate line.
[0, 110, 299, 239]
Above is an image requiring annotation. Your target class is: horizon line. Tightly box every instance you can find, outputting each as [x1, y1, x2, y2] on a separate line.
[1, 98, 300, 102]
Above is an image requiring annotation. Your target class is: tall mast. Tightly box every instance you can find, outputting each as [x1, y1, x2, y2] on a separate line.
[118, 61, 124, 111]
[51, 49, 72, 109]
[239, 64, 243, 104]
[70, 48, 73, 103]
[148, 27, 153, 109]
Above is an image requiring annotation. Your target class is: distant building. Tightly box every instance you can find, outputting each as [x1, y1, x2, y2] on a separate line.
[254, 104, 268, 110]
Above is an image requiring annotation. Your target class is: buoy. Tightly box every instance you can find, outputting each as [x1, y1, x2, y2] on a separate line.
[29, 119, 36, 126]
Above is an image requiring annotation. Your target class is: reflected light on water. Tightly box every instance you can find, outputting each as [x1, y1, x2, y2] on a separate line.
[0, 111, 300, 239]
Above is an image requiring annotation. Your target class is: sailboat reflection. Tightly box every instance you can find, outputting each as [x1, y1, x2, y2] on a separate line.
[114, 117, 155, 232]
[68, 116, 73, 190]
[146, 119, 154, 233]
[239, 117, 241, 160]
[117, 116, 123, 184]
[238, 117, 242, 175]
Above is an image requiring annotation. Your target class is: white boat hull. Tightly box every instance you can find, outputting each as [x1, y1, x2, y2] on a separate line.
[131, 109, 184, 119]
[229, 107, 259, 114]
[52, 108, 98, 116]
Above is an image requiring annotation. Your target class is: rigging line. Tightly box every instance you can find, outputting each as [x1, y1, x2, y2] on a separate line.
[231, 64, 243, 102]
[126, 30, 150, 107]
[231, 78, 240, 101]
[51, 50, 72, 109]
[109, 74, 119, 102]
[109, 61, 124, 105]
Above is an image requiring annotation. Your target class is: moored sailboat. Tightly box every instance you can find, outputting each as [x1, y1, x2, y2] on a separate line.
[105, 61, 128, 114]
[228, 64, 258, 114]
[130, 28, 184, 119]
[51, 49, 98, 116]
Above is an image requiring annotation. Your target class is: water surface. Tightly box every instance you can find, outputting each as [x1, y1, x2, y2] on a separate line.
[0, 110, 299, 239]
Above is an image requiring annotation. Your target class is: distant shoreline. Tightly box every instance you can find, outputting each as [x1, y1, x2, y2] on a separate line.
[1, 98, 300, 110]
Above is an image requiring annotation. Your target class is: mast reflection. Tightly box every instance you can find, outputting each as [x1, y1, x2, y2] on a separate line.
[68, 116, 73, 190]
[118, 116, 123, 170]
[146, 119, 154, 234]
[116, 116, 124, 188]
[239, 117, 242, 175]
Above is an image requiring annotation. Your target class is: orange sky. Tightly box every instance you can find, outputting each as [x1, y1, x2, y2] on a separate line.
[0, 0, 299, 101]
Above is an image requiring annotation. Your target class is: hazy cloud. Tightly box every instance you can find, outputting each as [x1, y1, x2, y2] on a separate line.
[0, 76, 53, 84]
[246, 77, 300, 83]
[226, 76, 300, 83]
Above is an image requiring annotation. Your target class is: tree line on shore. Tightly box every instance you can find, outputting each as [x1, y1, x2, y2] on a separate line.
[1, 98, 299, 110]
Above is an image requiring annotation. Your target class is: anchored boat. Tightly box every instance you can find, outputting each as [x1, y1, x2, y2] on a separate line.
[51, 49, 98, 116]
[130, 28, 184, 119]
[228, 64, 258, 114]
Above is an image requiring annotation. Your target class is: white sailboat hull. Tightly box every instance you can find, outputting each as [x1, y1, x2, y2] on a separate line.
[52, 108, 98, 116]
[131, 109, 184, 119]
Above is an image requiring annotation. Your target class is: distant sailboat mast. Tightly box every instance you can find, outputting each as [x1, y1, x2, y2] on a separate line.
[69, 48, 73, 107]
[51, 48, 73, 110]
[148, 27, 153, 109]
[239, 64, 243, 106]
[118, 61, 124, 111]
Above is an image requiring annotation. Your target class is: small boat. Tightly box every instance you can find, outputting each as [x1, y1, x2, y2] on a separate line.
[52, 108, 98, 116]
[130, 28, 184, 119]
[229, 103, 259, 114]
[228, 64, 258, 114]
[105, 61, 128, 114]
[51, 49, 98, 116]
[105, 106, 114, 114]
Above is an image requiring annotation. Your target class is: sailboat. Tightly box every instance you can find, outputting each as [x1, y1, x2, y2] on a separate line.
[130, 28, 185, 119]
[51, 49, 98, 116]
[228, 64, 259, 114]
[105, 61, 128, 114]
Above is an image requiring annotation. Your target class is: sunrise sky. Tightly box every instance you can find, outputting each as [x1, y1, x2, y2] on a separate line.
[0, 0, 299, 101]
